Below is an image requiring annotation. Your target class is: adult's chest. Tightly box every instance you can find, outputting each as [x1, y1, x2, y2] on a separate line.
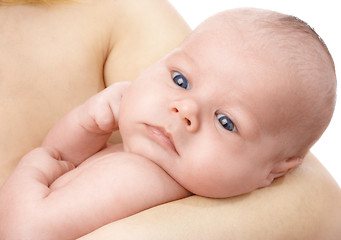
[0, 5, 109, 171]
[0, 5, 107, 96]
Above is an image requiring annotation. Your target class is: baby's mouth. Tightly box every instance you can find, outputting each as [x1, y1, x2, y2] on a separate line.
[145, 125, 178, 155]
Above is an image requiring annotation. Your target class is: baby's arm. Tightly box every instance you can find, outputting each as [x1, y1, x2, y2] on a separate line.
[0, 147, 190, 239]
[0, 147, 74, 239]
[42, 82, 130, 166]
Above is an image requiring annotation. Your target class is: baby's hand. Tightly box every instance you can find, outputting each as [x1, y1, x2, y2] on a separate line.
[0, 147, 74, 238]
[16, 147, 75, 187]
[78, 82, 131, 134]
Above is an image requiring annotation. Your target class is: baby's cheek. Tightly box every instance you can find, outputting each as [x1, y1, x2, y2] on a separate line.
[178, 161, 220, 197]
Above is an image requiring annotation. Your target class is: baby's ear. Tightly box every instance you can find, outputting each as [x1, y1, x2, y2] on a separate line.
[263, 157, 303, 186]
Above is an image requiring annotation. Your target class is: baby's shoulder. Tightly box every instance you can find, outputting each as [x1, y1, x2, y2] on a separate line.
[80, 144, 155, 170]
[75, 145, 174, 190]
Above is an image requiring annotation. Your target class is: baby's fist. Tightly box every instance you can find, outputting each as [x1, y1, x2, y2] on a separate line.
[78, 82, 131, 134]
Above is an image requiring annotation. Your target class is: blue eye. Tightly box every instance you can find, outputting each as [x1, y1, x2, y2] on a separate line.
[217, 114, 237, 132]
[173, 72, 190, 90]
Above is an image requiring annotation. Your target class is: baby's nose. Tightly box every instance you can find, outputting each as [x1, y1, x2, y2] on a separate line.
[169, 99, 199, 133]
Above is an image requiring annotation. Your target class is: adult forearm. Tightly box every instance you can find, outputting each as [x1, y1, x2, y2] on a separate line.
[79, 153, 341, 240]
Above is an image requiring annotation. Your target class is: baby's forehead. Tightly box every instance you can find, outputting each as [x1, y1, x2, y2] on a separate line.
[181, 13, 282, 68]
[190, 9, 327, 59]
[186, 10, 333, 91]
[176, 8, 335, 157]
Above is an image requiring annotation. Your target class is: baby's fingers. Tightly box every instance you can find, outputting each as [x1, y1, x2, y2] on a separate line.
[95, 81, 131, 131]
[79, 96, 117, 134]
[18, 147, 75, 187]
[93, 103, 117, 133]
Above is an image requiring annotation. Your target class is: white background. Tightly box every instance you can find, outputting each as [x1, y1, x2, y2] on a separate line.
[169, 0, 340, 186]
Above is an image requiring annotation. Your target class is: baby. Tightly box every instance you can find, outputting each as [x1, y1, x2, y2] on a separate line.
[0, 8, 336, 239]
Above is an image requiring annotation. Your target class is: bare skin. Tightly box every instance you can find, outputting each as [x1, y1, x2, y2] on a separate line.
[0, 1, 340, 239]
[0, 0, 190, 185]
[80, 153, 341, 240]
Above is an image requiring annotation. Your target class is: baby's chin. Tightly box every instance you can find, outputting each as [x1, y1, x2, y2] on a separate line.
[186, 181, 263, 199]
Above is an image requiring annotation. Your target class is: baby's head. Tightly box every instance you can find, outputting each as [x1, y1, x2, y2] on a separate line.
[119, 8, 336, 198]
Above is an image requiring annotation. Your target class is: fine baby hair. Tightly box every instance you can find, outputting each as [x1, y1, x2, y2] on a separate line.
[0, 6, 337, 240]
[209, 8, 336, 158]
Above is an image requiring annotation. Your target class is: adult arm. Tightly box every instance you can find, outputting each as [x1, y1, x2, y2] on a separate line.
[80, 1, 341, 239]
[0, 0, 191, 184]
[103, 0, 191, 87]
[80, 152, 341, 239]
[3, 1, 339, 239]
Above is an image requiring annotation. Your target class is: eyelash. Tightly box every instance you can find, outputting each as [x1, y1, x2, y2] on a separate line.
[172, 71, 191, 90]
[217, 113, 237, 132]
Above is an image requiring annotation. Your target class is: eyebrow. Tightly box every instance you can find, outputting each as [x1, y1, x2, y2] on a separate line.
[230, 104, 261, 141]
[165, 49, 198, 76]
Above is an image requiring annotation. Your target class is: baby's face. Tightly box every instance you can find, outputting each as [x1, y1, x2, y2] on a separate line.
[119, 25, 297, 198]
